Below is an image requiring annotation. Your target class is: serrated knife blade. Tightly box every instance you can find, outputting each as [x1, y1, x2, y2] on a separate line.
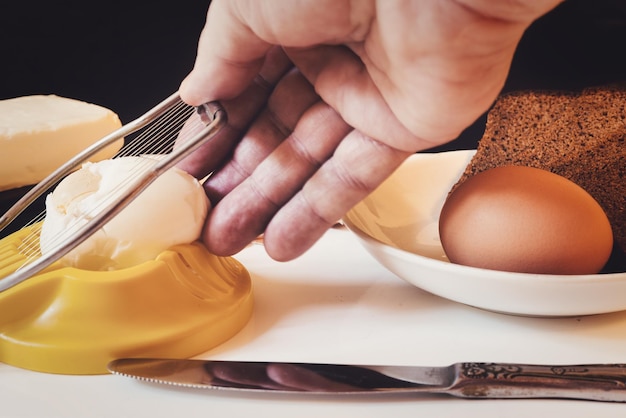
[107, 358, 626, 402]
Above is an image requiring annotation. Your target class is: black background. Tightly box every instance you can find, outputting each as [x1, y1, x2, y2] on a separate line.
[1, 0, 625, 135]
[0, 1, 209, 123]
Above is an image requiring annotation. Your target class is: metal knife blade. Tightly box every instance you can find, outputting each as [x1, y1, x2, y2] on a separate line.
[107, 358, 626, 402]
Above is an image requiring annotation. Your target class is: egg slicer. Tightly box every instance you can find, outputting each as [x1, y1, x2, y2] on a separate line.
[0, 93, 254, 374]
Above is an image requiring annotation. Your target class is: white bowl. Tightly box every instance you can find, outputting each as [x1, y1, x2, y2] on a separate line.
[344, 150, 626, 317]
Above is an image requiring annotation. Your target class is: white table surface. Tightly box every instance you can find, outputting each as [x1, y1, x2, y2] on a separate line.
[2, 228, 626, 417]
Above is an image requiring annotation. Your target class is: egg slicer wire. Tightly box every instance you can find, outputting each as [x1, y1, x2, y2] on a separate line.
[0, 92, 226, 292]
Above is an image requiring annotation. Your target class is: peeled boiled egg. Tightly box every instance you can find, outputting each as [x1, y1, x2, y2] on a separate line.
[438, 165, 613, 275]
[40, 156, 210, 271]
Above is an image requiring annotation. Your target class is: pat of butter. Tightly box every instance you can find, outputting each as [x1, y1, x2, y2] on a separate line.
[0, 95, 123, 191]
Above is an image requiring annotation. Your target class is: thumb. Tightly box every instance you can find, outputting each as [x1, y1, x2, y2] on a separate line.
[179, 0, 272, 106]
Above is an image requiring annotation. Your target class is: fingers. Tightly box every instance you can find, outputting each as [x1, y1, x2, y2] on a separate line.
[263, 131, 411, 261]
[187, 45, 416, 259]
[176, 47, 292, 179]
[202, 101, 352, 256]
[201, 67, 323, 202]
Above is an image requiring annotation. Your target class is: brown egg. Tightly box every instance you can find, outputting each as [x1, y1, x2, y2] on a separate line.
[439, 166, 613, 275]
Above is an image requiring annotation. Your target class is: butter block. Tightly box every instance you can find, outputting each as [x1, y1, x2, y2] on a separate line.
[0, 95, 124, 191]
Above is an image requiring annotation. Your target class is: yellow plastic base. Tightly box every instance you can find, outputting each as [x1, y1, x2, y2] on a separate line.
[0, 225, 253, 375]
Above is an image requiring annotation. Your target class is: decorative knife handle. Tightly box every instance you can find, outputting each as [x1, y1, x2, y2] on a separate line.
[450, 363, 626, 402]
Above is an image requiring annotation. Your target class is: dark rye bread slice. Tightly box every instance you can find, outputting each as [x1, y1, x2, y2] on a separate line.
[454, 85, 626, 259]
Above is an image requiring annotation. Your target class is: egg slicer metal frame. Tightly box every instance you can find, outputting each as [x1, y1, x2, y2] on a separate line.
[0, 92, 227, 292]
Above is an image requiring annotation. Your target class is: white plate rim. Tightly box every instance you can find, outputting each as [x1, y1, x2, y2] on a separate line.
[344, 150, 626, 316]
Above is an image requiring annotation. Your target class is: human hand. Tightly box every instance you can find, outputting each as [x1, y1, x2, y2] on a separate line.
[178, 0, 563, 261]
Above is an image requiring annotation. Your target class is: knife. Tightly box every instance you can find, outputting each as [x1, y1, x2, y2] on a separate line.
[107, 358, 626, 402]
